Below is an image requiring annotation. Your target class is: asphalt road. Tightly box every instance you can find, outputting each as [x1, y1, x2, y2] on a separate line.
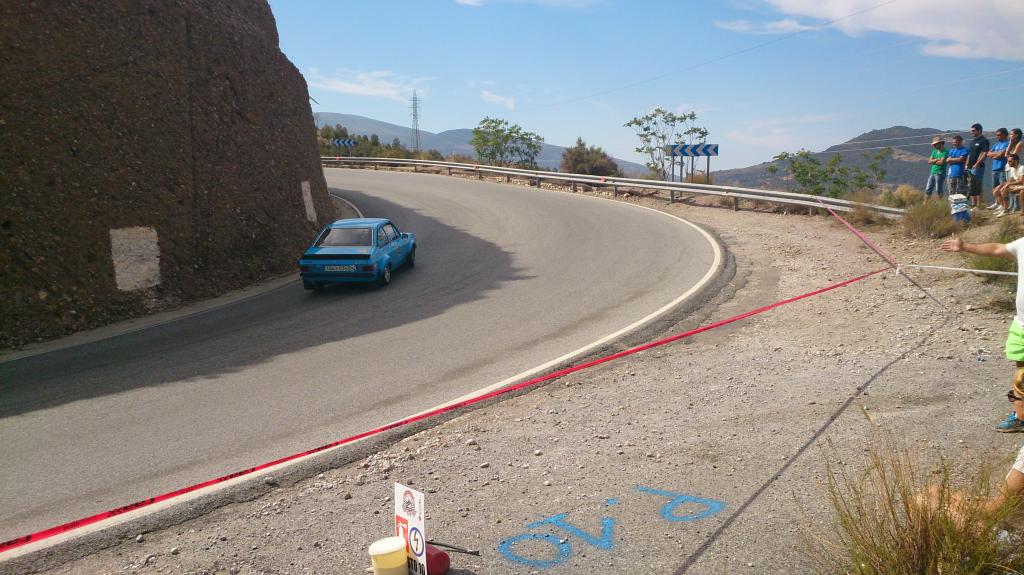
[0, 169, 716, 542]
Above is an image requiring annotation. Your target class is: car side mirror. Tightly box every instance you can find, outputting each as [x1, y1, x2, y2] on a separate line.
[401, 233, 409, 239]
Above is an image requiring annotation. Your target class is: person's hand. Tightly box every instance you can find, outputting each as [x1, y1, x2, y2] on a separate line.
[941, 235, 964, 252]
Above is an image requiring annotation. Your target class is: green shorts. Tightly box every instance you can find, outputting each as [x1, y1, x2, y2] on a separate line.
[1007, 321, 1024, 362]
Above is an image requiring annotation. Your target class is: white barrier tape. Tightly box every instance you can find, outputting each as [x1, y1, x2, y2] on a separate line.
[901, 263, 1019, 277]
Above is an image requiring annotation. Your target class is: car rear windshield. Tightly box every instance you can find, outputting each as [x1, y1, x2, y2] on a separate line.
[315, 227, 372, 247]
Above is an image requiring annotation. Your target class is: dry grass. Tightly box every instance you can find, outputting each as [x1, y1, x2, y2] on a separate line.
[847, 191, 894, 227]
[966, 215, 1021, 285]
[879, 184, 927, 209]
[903, 199, 961, 238]
[806, 429, 1024, 574]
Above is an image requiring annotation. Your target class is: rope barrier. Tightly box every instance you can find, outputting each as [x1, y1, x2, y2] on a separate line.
[901, 263, 1018, 277]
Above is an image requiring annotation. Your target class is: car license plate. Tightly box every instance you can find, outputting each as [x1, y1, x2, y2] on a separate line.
[325, 265, 356, 272]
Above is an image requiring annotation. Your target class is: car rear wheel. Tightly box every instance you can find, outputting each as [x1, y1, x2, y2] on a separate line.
[407, 246, 416, 268]
[378, 263, 392, 287]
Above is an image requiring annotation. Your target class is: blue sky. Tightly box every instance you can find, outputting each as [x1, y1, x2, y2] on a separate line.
[268, 0, 1024, 170]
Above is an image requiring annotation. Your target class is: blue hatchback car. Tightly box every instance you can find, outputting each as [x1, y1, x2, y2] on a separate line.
[298, 218, 416, 290]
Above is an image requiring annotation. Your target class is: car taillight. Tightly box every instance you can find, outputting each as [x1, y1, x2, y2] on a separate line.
[361, 264, 375, 272]
[300, 265, 310, 272]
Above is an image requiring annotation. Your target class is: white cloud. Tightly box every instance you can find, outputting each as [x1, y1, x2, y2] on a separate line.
[759, 0, 1024, 60]
[455, 0, 482, 5]
[306, 68, 430, 103]
[481, 90, 516, 110]
[715, 18, 813, 34]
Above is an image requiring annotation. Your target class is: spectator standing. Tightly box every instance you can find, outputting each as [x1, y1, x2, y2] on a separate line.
[988, 128, 1011, 211]
[967, 123, 991, 209]
[941, 230, 1024, 431]
[946, 134, 969, 196]
[925, 135, 948, 198]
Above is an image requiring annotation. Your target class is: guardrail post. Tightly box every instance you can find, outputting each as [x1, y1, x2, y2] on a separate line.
[373, 163, 378, 170]
[733, 196, 739, 211]
[413, 164, 418, 173]
[612, 185, 618, 197]
[534, 177, 540, 187]
[670, 190, 675, 204]
[506, 174, 511, 183]
[571, 182, 577, 193]
[477, 168, 482, 180]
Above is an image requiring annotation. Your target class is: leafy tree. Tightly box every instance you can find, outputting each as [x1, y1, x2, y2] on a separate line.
[766, 147, 894, 198]
[470, 117, 544, 168]
[560, 138, 621, 176]
[624, 108, 706, 180]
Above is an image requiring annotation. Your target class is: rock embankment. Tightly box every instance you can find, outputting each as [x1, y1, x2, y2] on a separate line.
[0, 0, 332, 348]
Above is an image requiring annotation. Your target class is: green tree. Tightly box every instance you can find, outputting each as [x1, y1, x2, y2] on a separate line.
[624, 108, 706, 180]
[470, 117, 544, 168]
[766, 147, 894, 198]
[560, 138, 621, 176]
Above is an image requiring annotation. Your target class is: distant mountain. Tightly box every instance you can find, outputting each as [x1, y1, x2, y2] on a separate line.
[714, 126, 965, 191]
[313, 112, 648, 174]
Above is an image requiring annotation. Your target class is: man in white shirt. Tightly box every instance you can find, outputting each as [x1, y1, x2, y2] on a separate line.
[999, 154, 1024, 215]
[941, 222, 1024, 431]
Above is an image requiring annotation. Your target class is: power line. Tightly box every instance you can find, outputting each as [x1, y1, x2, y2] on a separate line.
[519, 0, 901, 113]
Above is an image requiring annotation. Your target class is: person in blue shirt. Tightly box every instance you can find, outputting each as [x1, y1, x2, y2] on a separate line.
[946, 134, 969, 196]
[987, 128, 1011, 211]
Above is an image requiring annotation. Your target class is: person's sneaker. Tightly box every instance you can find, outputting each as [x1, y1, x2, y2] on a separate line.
[997, 208, 1007, 217]
[996, 412, 1024, 432]
[988, 202, 1000, 209]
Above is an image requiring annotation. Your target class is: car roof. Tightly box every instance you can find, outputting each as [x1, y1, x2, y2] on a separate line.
[329, 218, 389, 228]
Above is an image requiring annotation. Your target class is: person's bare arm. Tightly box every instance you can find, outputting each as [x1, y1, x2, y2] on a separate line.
[983, 469, 1024, 516]
[941, 235, 1013, 258]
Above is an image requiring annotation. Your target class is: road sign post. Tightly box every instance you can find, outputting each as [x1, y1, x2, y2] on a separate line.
[666, 144, 719, 183]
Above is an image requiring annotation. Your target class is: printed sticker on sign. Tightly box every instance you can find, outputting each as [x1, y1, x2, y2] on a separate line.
[394, 483, 428, 575]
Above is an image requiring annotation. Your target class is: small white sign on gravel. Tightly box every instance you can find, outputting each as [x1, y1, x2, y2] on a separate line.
[395, 482, 428, 574]
[110, 226, 161, 291]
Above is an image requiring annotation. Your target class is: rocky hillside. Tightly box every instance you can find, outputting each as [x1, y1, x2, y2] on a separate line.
[0, 0, 332, 349]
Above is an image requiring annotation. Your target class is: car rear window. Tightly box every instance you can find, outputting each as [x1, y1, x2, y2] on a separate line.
[315, 227, 372, 247]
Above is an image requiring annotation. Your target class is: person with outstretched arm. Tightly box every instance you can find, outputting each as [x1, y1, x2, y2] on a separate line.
[942, 231, 1024, 431]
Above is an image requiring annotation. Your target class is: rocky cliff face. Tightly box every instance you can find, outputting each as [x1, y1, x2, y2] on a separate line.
[0, 1, 333, 348]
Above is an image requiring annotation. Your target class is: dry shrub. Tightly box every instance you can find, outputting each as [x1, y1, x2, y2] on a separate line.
[966, 215, 1020, 285]
[806, 429, 1024, 574]
[879, 184, 926, 209]
[903, 199, 960, 238]
[847, 191, 894, 227]
[686, 171, 712, 184]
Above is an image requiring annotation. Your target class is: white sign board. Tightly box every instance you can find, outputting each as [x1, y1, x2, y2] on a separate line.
[394, 483, 427, 575]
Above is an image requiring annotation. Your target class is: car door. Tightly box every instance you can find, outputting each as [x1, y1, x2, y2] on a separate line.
[377, 224, 398, 269]
[384, 223, 406, 261]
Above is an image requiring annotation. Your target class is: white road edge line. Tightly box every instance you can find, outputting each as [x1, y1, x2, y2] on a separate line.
[2, 178, 723, 561]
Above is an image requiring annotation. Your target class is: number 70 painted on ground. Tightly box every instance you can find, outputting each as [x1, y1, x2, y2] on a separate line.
[498, 485, 726, 569]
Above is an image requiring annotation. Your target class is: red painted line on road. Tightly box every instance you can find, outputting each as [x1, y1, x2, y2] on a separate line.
[0, 266, 887, 555]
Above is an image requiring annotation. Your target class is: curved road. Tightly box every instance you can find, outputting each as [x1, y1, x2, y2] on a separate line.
[0, 169, 717, 542]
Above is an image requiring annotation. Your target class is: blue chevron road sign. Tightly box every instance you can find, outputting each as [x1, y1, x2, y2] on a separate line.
[667, 143, 719, 157]
[331, 139, 356, 148]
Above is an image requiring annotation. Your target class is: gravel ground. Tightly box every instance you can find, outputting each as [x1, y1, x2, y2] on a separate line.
[16, 190, 1022, 575]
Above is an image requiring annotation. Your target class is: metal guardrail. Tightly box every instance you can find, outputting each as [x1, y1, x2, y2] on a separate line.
[321, 157, 906, 217]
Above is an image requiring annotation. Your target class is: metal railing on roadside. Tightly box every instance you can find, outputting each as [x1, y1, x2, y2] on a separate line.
[320, 157, 905, 217]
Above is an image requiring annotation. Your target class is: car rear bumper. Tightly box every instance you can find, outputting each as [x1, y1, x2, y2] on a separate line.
[300, 271, 378, 283]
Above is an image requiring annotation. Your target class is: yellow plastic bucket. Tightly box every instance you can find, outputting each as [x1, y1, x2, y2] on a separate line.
[368, 536, 408, 575]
